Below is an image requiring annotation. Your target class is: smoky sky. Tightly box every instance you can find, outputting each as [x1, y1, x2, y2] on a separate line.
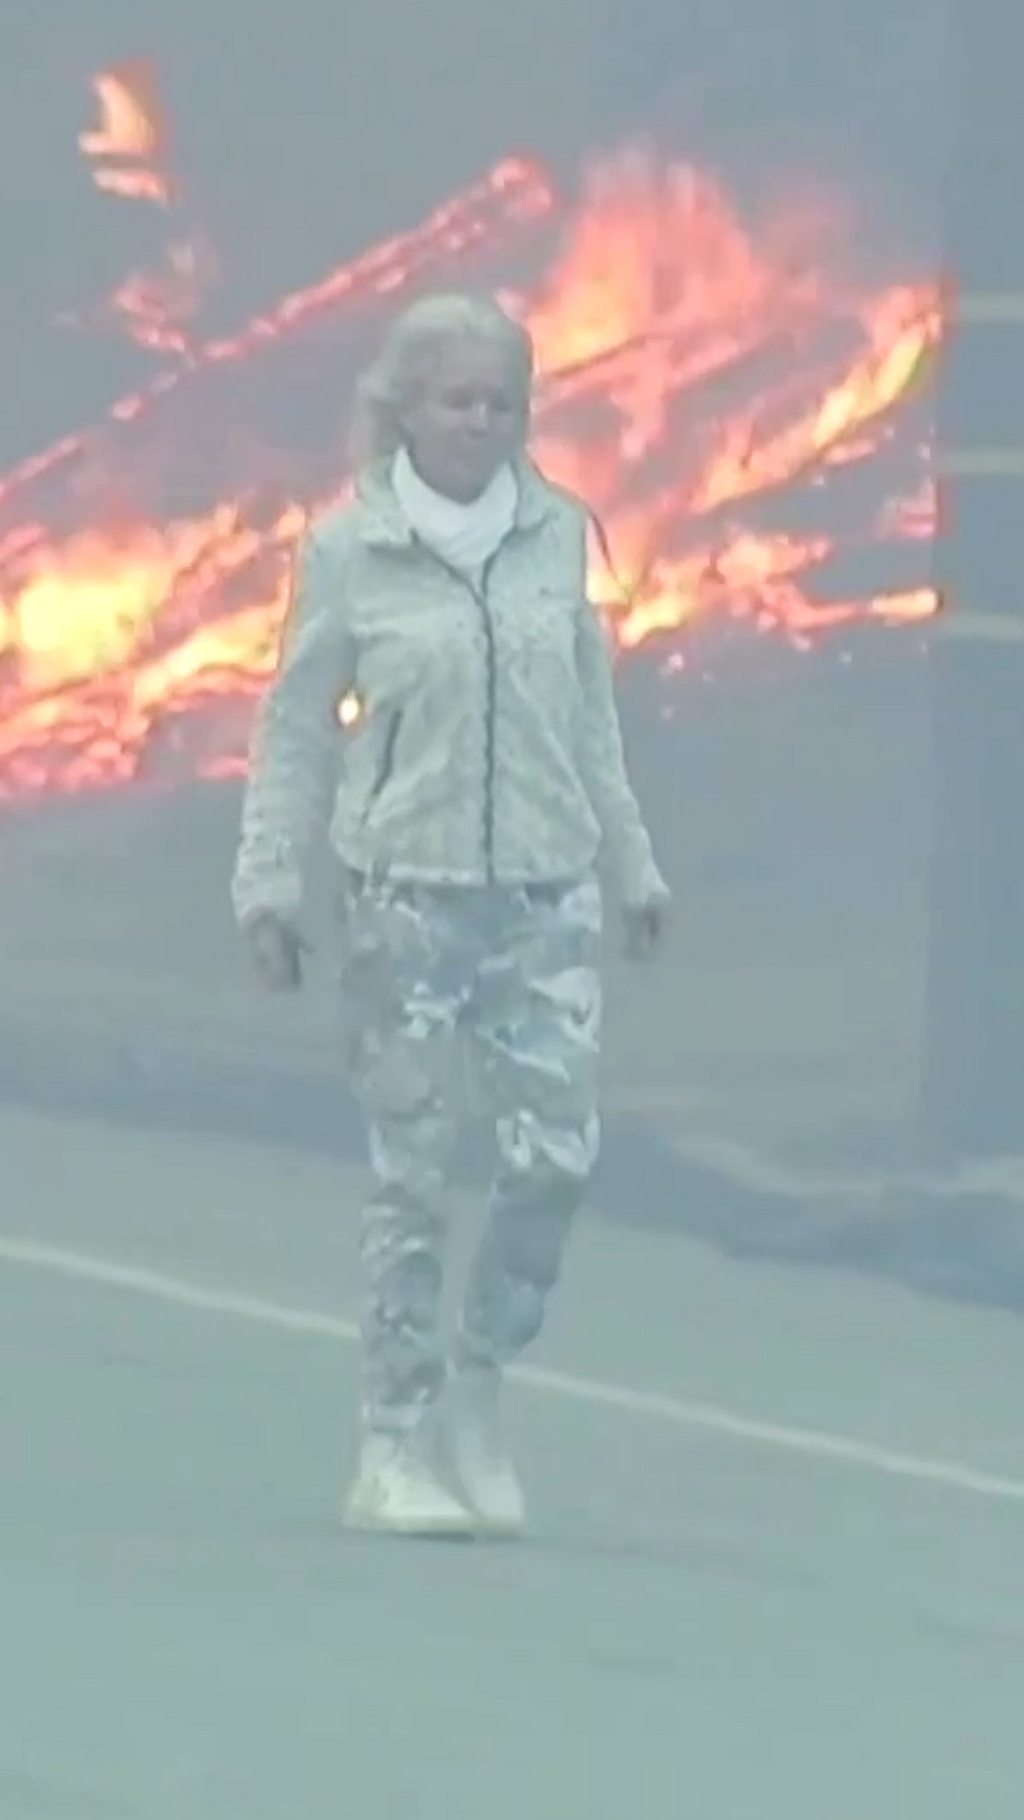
[0, 1, 947, 469]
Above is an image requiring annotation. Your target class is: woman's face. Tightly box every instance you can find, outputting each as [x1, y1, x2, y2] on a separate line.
[400, 335, 525, 502]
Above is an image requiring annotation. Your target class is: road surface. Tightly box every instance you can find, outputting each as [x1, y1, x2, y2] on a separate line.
[2, 1103, 1022, 1820]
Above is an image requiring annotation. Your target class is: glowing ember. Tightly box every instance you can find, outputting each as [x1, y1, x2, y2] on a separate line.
[0, 62, 940, 801]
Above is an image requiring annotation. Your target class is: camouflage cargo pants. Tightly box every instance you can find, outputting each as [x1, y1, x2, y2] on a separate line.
[339, 871, 602, 1433]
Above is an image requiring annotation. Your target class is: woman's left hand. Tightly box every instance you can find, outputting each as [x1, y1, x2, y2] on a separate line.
[622, 892, 670, 960]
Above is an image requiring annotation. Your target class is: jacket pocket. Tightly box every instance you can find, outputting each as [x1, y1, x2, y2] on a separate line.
[359, 709, 403, 826]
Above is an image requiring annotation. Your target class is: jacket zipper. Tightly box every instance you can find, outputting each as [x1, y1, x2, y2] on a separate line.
[476, 552, 500, 885]
[412, 538, 504, 885]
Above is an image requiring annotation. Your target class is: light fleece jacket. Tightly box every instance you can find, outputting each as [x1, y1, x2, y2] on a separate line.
[231, 459, 668, 928]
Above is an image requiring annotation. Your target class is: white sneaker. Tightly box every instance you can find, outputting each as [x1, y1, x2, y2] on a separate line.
[444, 1364, 526, 1540]
[343, 1431, 476, 1539]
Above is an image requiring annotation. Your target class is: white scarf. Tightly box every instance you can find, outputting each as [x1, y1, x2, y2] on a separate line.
[392, 445, 518, 576]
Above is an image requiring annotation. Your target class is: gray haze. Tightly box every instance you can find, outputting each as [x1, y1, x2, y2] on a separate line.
[8, 12, 1024, 1820]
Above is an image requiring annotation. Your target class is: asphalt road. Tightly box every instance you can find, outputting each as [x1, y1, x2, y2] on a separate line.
[2, 1103, 1023, 1820]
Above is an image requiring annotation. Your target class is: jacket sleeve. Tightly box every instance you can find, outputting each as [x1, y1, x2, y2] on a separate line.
[574, 583, 669, 909]
[231, 527, 355, 930]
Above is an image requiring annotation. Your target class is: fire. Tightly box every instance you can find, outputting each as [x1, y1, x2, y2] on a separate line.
[78, 61, 172, 201]
[0, 63, 940, 801]
[64, 60, 219, 360]
[521, 159, 937, 643]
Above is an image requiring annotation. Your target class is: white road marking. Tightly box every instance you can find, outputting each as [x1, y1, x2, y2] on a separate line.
[2, 1230, 1023, 1506]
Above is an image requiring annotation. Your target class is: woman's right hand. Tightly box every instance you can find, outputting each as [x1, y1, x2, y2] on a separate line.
[246, 913, 306, 991]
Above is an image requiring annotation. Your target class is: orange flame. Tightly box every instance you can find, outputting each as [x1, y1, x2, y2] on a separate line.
[65, 60, 219, 359]
[520, 156, 938, 646]
[0, 83, 940, 802]
[79, 61, 172, 200]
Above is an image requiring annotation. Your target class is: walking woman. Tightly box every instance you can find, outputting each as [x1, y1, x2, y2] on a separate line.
[232, 292, 670, 1539]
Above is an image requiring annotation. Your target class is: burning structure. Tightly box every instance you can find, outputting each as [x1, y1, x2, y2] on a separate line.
[0, 60, 939, 802]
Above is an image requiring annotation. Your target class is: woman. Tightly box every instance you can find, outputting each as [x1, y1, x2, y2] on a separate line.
[232, 291, 670, 1540]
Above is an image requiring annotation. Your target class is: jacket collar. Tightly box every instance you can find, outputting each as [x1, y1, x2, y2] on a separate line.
[354, 455, 555, 550]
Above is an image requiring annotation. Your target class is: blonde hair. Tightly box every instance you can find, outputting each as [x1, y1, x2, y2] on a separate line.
[349, 292, 534, 470]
